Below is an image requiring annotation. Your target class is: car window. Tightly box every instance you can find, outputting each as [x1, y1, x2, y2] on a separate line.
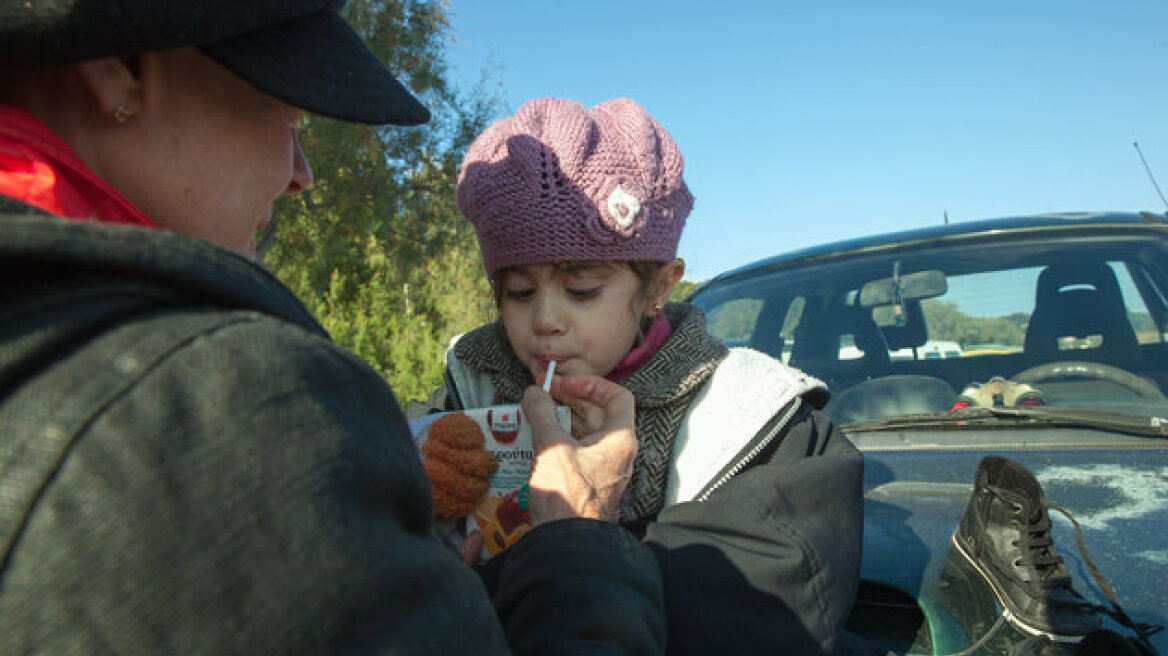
[688, 229, 1168, 426]
[777, 297, 805, 364]
[1115, 263, 1160, 345]
[889, 262, 1157, 359]
[706, 297, 762, 349]
[884, 267, 1033, 361]
[705, 293, 806, 363]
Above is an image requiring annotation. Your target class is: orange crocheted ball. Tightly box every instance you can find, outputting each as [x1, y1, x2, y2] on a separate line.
[422, 413, 498, 518]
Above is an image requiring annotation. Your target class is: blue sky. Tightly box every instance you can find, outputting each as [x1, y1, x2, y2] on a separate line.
[443, 1, 1168, 282]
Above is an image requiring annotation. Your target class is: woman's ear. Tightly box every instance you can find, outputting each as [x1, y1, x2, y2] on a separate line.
[74, 56, 143, 122]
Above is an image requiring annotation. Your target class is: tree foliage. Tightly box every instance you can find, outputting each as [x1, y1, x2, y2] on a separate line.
[264, 0, 498, 404]
[671, 279, 701, 302]
[919, 300, 1026, 347]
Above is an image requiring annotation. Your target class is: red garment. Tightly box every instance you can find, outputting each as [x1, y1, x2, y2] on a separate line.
[607, 312, 674, 383]
[0, 105, 154, 227]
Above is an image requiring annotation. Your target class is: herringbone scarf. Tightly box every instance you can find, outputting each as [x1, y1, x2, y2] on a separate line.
[451, 303, 728, 521]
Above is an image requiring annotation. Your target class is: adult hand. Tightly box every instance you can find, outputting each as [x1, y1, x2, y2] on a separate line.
[521, 375, 636, 524]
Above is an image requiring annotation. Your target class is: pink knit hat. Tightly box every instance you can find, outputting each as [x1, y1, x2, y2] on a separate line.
[457, 97, 694, 276]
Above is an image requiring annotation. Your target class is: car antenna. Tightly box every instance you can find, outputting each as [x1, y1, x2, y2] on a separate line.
[1132, 141, 1168, 210]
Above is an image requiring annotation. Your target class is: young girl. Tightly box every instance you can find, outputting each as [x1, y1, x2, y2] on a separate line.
[441, 97, 864, 655]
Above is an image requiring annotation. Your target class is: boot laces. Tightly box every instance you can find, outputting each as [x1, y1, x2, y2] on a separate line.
[1011, 502, 1066, 585]
[1044, 501, 1165, 655]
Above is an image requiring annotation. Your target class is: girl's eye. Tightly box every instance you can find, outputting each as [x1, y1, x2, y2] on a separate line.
[503, 288, 535, 301]
[568, 287, 601, 300]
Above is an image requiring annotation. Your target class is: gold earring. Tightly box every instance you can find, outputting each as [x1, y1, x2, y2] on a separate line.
[654, 301, 664, 312]
[112, 104, 135, 124]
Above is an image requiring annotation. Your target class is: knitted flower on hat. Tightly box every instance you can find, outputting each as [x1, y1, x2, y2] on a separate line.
[457, 97, 694, 276]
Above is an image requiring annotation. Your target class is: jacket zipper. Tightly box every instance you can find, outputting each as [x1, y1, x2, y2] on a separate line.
[693, 397, 803, 502]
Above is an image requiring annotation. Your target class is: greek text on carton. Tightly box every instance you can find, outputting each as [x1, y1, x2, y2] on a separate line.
[412, 405, 571, 560]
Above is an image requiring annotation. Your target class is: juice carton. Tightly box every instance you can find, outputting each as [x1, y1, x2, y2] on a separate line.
[409, 404, 571, 561]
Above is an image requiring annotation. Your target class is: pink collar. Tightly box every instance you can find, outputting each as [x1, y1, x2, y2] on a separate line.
[607, 313, 673, 382]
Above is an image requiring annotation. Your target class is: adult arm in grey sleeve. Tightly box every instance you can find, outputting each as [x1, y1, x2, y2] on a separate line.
[0, 310, 664, 655]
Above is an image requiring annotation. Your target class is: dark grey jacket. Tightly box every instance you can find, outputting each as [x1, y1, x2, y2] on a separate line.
[0, 211, 665, 656]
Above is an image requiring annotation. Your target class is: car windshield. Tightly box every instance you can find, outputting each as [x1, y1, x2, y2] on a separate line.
[688, 225, 1168, 433]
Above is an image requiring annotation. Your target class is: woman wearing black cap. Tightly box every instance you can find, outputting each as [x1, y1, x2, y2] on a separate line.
[0, 2, 664, 655]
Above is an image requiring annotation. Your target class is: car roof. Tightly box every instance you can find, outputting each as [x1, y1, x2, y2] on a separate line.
[694, 211, 1168, 294]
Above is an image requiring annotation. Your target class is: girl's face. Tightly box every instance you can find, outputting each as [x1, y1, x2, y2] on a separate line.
[499, 262, 654, 380]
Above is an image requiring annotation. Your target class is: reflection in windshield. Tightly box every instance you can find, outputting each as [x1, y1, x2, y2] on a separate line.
[690, 230, 1168, 427]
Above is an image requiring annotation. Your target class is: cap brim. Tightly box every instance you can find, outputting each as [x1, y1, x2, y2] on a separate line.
[201, 9, 430, 126]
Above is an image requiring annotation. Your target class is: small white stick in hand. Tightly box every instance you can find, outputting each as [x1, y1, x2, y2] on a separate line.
[542, 360, 557, 393]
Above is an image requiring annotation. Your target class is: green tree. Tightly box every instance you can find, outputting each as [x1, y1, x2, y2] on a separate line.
[921, 299, 1025, 347]
[264, 0, 499, 404]
[672, 279, 701, 302]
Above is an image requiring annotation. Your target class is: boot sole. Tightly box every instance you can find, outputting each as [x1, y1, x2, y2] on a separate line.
[949, 531, 1092, 642]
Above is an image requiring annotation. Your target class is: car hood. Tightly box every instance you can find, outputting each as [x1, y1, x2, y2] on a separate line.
[859, 440, 1167, 654]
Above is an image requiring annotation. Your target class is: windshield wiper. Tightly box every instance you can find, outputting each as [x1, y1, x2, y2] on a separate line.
[843, 405, 1168, 438]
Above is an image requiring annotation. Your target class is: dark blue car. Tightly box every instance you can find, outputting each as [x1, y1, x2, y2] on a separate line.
[687, 212, 1168, 655]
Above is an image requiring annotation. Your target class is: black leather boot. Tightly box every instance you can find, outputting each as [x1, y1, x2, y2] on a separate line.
[951, 455, 1101, 639]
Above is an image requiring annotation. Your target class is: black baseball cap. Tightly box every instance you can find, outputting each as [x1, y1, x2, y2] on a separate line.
[0, 0, 429, 126]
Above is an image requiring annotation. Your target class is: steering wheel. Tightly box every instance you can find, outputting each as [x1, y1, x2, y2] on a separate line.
[1012, 361, 1164, 399]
